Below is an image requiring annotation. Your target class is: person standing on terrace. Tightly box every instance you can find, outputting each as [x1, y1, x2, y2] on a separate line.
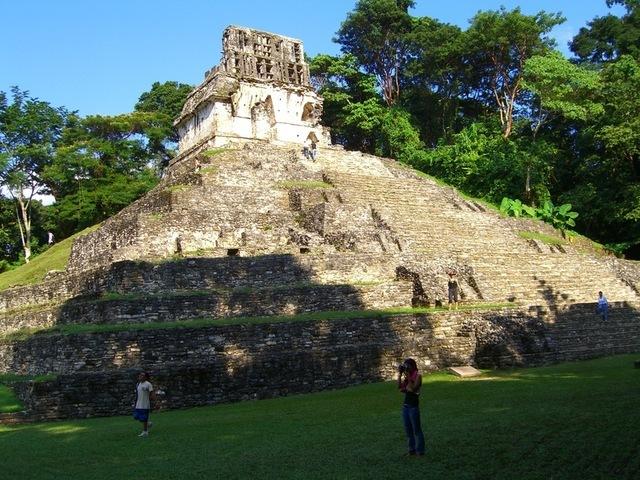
[447, 272, 460, 310]
[597, 291, 609, 321]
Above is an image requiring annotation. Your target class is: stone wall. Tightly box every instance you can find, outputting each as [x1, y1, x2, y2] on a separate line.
[0, 308, 471, 377]
[0, 253, 401, 333]
[6, 303, 640, 420]
[0, 282, 411, 339]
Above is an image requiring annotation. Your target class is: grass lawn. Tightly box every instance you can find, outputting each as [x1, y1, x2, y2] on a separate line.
[0, 224, 100, 291]
[0, 384, 22, 413]
[1, 354, 639, 480]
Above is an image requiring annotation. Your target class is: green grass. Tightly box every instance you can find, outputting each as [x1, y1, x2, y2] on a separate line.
[200, 148, 228, 158]
[0, 374, 57, 413]
[1, 354, 639, 479]
[198, 165, 218, 175]
[0, 373, 57, 383]
[165, 184, 191, 193]
[0, 224, 100, 292]
[277, 180, 334, 190]
[518, 230, 566, 246]
[0, 384, 22, 413]
[2, 303, 515, 340]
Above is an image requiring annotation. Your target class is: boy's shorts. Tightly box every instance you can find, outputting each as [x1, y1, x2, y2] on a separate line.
[133, 408, 150, 422]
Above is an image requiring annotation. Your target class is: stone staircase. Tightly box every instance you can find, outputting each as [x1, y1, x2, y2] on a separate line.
[315, 153, 640, 307]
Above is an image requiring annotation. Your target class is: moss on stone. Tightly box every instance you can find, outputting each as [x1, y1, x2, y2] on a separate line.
[1, 302, 516, 340]
[277, 180, 334, 190]
[166, 184, 191, 194]
[201, 148, 228, 158]
[147, 212, 165, 221]
[518, 231, 566, 245]
[199, 165, 218, 175]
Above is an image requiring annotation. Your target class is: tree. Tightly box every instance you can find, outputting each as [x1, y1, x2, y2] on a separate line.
[596, 55, 640, 179]
[378, 108, 423, 162]
[465, 8, 564, 138]
[44, 113, 160, 235]
[309, 54, 385, 151]
[0, 87, 69, 262]
[403, 17, 476, 144]
[570, 0, 640, 63]
[134, 81, 193, 171]
[0, 197, 25, 269]
[523, 52, 603, 130]
[335, 0, 415, 106]
[521, 51, 603, 201]
[552, 54, 640, 250]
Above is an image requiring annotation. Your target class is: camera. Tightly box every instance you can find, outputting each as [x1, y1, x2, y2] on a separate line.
[398, 363, 407, 374]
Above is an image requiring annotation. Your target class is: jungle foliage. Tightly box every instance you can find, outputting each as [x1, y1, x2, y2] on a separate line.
[310, 0, 640, 257]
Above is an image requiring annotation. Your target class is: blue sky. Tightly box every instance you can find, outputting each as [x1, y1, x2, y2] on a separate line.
[1, 1, 623, 116]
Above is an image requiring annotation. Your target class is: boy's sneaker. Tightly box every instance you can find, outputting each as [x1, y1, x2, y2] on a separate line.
[138, 431, 148, 437]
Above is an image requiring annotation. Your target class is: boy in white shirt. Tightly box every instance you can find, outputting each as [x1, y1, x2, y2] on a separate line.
[597, 291, 609, 321]
[133, 372, 155, 437]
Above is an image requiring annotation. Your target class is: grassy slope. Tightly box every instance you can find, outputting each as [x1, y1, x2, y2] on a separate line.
[1, 354, 638, 480]
[0, 385, 21, 413]
[0, 225, 100, 291]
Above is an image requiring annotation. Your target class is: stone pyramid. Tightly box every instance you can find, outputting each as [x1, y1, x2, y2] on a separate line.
[1, 27, 640, 422]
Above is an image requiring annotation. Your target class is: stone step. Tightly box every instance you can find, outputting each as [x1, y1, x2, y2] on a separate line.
[0, 280, 413, 335]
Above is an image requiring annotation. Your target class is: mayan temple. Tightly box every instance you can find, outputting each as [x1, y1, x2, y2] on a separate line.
[1, 27, 640, 421]
[173, 26, 330, 154]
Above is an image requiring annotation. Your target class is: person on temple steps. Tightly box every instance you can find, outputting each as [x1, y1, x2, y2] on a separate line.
[447, 272, 460, 310]
[398, 358, 425, 457]
[597, 291, 609, 321]
[303, 137, 312, 159]
[310, 139, 318, 161]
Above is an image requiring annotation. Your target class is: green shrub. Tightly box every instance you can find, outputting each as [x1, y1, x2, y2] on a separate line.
[536, 200, 579, 232]
[501, 197, 579, 235]
[500, 197, 536, 218]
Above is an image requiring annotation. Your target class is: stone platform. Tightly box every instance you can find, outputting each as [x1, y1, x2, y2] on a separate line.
[0, 141, 639, 421]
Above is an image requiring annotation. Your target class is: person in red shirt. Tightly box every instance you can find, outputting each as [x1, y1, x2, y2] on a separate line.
[397, 358, 425, 456]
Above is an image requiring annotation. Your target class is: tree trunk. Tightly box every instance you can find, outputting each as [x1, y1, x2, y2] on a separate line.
[15, 194, 32, 263]
[525, 164, 532, 204]
[502, 118, 512, 139]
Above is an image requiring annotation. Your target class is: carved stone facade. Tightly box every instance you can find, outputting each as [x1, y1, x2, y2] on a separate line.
[174, 26, 330, 155]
